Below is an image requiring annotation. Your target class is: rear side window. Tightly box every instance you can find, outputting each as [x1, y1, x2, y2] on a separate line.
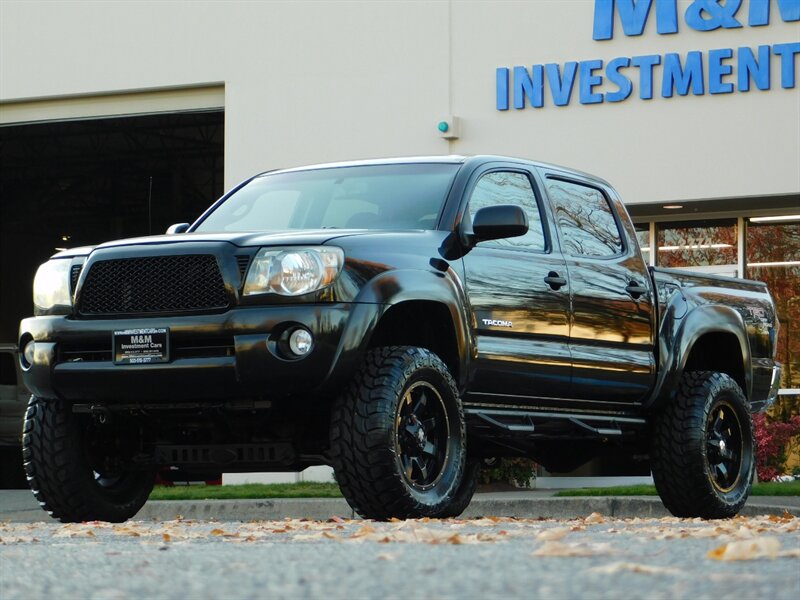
[467, 171, 546, 251]
[546, 179, 623, 257]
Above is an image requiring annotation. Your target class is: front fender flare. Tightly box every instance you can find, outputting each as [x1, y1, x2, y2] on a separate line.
[320, 268, 472, 392]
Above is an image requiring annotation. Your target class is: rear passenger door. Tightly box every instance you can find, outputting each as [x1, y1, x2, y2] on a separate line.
[541, 173, 655, 405]
[462, 167, 571, 405]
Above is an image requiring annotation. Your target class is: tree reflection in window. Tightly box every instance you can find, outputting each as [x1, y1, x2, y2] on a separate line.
[546, 180, 622, 257]
[634, 223, 650, 264]
[468, 172, 545, 251]
[747, 220, 800, 389]
[656, 220, 737, 268]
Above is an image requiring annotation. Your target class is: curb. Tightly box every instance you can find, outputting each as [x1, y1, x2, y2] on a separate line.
[5, 492, 797, 523]
[137, 498, 357, 521]
[131, 496, 800, 522]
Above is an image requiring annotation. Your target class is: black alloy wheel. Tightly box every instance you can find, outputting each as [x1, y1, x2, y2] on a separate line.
[395, 381, 450, 490]
[705, 401, 745, 493]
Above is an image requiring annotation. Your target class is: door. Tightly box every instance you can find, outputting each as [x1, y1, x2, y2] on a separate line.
[542, 175, 656, 404]
[462, 168, 572, 405]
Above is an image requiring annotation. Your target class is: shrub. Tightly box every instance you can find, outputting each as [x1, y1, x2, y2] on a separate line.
[753, 411, 800, 482]
[479, 457, 537, 488]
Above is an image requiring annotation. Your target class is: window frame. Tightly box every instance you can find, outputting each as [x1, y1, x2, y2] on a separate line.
[463, 166, 553, 255]
[543, 174, 628, 260]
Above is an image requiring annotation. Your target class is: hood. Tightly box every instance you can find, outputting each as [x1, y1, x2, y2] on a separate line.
[51, 229, 432, 258]
[95, 230, 352, 249]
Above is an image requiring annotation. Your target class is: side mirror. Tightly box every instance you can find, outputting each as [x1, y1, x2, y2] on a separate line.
[472, 205, 528, 242]
[166, 223, 190, 235]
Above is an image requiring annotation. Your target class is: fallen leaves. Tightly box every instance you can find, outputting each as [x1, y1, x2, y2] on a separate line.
[52, 525, 96, 539]
[584, 512, 605, 525]
[590, 562, 681, 575]
[0, 513, 796, 563]
[535, 527, 571, 541]
[532, 540, 616, 557]
[707, 537, 781, 561]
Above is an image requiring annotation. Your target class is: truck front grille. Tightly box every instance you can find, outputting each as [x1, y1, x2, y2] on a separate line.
[58, 337, 235, 362]
[77, 255, 229, 316]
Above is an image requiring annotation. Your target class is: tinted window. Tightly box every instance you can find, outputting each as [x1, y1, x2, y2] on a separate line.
[546, 179, 622, 257]
[468, 171, 546, 251]
[195, 163, 459, 232]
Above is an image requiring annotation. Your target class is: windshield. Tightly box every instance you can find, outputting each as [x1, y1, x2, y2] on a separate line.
[194, 163, 461, 233]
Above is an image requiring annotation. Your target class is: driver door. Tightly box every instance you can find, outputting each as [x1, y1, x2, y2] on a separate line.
[462, 168, 571, 406]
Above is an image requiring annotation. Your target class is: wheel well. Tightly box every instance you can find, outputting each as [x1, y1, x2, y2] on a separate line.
[684, 332, 746, 395]
[368, 301, 460, 381]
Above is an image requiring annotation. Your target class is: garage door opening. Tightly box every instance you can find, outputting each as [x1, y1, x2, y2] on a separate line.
[0, 109, 225, 344]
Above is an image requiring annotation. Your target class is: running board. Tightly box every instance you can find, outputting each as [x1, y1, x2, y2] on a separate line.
[465, 407, 647, 440]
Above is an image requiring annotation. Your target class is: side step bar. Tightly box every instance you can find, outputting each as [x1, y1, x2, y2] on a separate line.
[465, 407, 647, 440]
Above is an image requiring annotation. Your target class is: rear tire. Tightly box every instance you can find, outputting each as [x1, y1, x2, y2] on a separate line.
[22, 396, 155, 523]
[330, 346, 466, 520]
[651, 371, 754, 519]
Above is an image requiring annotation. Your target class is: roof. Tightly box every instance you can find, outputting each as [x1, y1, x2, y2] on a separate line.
[260, 155, 611, 187]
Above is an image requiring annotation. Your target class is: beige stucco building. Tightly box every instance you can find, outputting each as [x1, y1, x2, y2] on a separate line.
[1, 1, 798, 482]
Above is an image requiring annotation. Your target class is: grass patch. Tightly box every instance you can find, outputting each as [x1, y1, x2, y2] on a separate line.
[554, 484, 658, 497]
[750, 480, 800, 496]
[554, 480, 800, 497]
[149, 482, 342, 501]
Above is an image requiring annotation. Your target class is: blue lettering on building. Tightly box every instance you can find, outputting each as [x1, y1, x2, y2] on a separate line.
[593, 0, 799, 40]
[496, 1, 800, 110]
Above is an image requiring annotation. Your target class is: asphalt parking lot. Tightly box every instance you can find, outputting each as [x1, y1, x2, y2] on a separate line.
[1, 513, 798, 600]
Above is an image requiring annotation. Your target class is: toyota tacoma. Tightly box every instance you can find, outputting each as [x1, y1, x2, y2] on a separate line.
[18, 156, 781, 522]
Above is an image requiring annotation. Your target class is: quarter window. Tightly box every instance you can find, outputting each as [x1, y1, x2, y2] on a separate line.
[467, 171, 546, 251]
[546, 179, 622, 257]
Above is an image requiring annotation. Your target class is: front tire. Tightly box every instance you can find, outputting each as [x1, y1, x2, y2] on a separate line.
[330, 346, 466, 520]
[651, 371, 755, 519]
[22, 396, 155, 523]
[433, 458, 480, 518]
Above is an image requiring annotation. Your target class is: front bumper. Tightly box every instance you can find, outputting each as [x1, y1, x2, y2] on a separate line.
[19, 303, 374, 403]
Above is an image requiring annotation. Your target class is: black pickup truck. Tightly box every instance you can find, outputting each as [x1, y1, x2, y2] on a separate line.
[18, 156, 781, 522]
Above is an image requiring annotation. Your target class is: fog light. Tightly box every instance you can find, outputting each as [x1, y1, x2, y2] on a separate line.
[288, 329, 313, 356]
[23, 341, 36, 367]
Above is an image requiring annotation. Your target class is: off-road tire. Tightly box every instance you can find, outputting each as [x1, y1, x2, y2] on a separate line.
[433, 458, 480, 518]
[330, 346, 466, 520]
[22, 396, 155, 523]
[651, 371, 755, 519]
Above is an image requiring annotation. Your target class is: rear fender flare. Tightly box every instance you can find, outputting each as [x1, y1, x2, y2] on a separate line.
[649, 304, 751, 410]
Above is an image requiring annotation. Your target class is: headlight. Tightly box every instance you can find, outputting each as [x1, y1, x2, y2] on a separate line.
[243, 247, 344, 296]
[33, 259, 73, 310]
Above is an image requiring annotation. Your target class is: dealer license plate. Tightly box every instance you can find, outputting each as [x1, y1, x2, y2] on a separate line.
[113, 328, 169, 365]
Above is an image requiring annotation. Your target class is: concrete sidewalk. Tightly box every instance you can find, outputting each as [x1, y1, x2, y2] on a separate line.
[2, 489, 799, 522]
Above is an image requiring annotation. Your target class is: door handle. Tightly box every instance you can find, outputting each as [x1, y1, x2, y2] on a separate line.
[544, 272, 567, 290]
[625, 281, 648, 298]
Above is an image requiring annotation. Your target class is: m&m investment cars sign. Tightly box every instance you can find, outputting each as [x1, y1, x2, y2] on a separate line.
[496, 0, 800, 109]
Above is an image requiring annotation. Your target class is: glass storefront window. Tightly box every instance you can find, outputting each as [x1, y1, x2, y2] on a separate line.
[634, 223, 650, 265]
[746, 219, 800, 389]
[657, 219, 737, 269]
